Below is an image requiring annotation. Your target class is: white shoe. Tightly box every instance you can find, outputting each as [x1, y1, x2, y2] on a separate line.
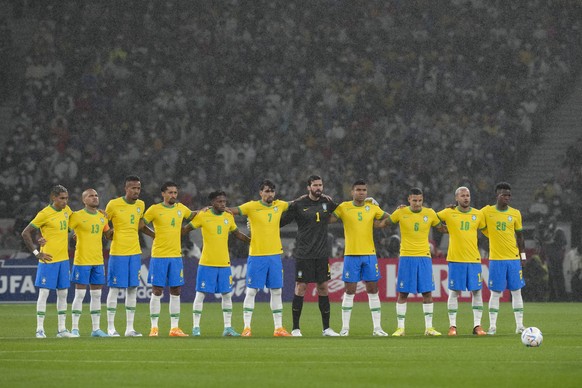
[56, 329, 75, 338]
[108, 330, 120, 337]
[291, 329, 302, 337]
[373, 328, 389, 336]
[71, 329, 80, 337]
[339, 328, 349, 336]
[124, 330, 143, 337]
[322, 328, 340, 337]
[515, 326, 525, 334]
[35, 330, 46, 338]
[487, 326, 497, 335]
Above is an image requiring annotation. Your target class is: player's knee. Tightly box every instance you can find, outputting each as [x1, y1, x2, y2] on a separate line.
[270, 288, 282, 296]
[295, 282, 307, 296]
[245, 287, 258, 297]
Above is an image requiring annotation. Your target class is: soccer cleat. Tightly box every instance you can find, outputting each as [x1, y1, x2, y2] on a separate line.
[322, 328, 340, 337]
[56, 329, 75, 338]
[339, 328, 350, 337]
[448, 326, 457, 336]
[241, 327, 252, 337]
[169, 327, 189, 337]
[192, 327, 201, 336]
[291, 329, 303, 337]
[71, 329, 80, 337]
[108, 330, 120, 337]
[149, 327, 159, 337]
[515, 326, 526, 334]
[473, 325, 487, 336]
[35, 330, 46, 339]
[391, 328, 405, 337]
[487, 327, 497, 335]
[124, 330, 143, 337]
[222, 327, 241, 337]
[372, 328, 389, 336]
[91, 329, 109, 337]
[273, 327, 292, 337]
[424, 328, 442, 336]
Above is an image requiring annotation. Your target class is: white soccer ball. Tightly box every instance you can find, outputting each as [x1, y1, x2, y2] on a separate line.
[521, 327, 543, 347]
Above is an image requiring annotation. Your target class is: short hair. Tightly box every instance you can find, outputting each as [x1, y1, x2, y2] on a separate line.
[307, 175, 322, 186]
[409, 187, 423, 196]
[161, 181, 178, 192]
[50, 185, 68, 197]
[455, 186, 470, 196]
[125, 175, 141, 185]
[259, 179, 276, 191]
[352, 179, 366, 188]
[208, 190, 227, 201]
[495, 182, 512, 193]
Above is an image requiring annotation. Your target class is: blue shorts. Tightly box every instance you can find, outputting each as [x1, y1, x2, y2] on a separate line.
[148, 257, 184, 287]
[342, 255, 380, 283]
[448, 262, 482, 291]
[488, 260, 525, 292]
[397, 256, 435, 294]
[246, 254, 283, 289]
[71, 264, 105, 285]
[107, 254, 141, 288]
[196, 265, 233, 294]
[35, 261, 70, 290]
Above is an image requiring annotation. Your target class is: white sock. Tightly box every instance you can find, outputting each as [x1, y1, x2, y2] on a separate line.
[423, 303, 434, 329]
[193, 292, 205, 328]
[150, 294, 161, 328]
[170, 294, 181, 328]
[243, 288, 257, 328]
[270, 288, 283, 329]
[125, 287, 137, 332]
[106, 287, 119, 332]
[511, 289, 524, 329]
[72, 289, 86, 330]
[89, 289, 102, 331]
[56, 288, 68, 332]
[341, 293, 355, 330]
[368, 292, 382, 329]
[472, 289, 483, 327]
[396, 302, 407, 329]
[448, 290, 459, 327]
[222, 293, 233, 328]
[36, 288, 50, 331]
[489, 291, 502, 329]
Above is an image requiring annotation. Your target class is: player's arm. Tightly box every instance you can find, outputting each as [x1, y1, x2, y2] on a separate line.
[227, 207, 240, 215]
[139, 219, 155, 239]
[233, 229, 251, 244]
[516, 230, 526, 260]
[280, 202, 296, 227]
[21, 224, 52, 263]
[182, 222, 194, 236]
[374, 212, 392, 228]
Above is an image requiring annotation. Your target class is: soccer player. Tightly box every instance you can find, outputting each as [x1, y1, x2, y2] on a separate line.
[481, 182, 527, 335]
[228, 179, 292, 337]
[183, 190, 250, 337]
[390, 187, 446, 337]
[329, 179, 391, 337]
[105, 175, 155, 337]
[437, 187, 487, 336]
[143, 181, 196, 337]
[69, 188, 113, 337]
[21, 185, 75, 338]
[280, 175, 340, 337]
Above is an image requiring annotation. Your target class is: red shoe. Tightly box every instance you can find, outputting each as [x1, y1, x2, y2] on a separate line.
[473, 325, 486, 336]
[448, 326, 457, 336]
[273, 327, 292, 337]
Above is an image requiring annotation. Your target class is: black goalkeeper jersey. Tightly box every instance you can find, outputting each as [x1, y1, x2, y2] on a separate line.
[281, 196, 338, 260]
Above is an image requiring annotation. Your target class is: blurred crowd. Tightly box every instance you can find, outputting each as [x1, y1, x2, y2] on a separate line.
[1, 0, 582, 261]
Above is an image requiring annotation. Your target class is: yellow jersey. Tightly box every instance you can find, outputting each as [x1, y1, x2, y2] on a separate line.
[238, 200, 288, 256]
[190, 209, 237, 267]
[69, 209, 110, 265]
[30, 204, 73, 263]
[390, 206, 441, 257]
[437, 207, 485, 263]
[333, 201, 386, 255]
[144, 202, 192, 258]
[105, 197, 145, 256]
[480, 205, 523, 260]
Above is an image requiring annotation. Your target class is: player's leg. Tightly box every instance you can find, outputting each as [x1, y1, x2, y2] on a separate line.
[147, 258, 163, 336]
[219, 266, 238, 336]
[168, 258, 186, 336]
[125, 254, 142, 337]
[106, 255, 125, 336]
[242, 255, 267, 335]
[192, 264, 214, 336]
[292, 282, 307, 336]
[55, 261, 74, 337]
[192, 291, 205, 336]
[418, 257, 439, 335]
[316, 259, 336, 336]
[340, 256, 361, 336]
[487, 261, 507, 335]
[468, 263, 485, 335]
[266, 255, 289, 336]
[393, 257, 417, 336]
[242, 287, 257, 336]
[447, 289, 460, 336]
[508, 260, 526, 333]
[70, 265, 89, 336]
[34, 262, 53, 338]
[89, 279, 107, 337]
[362, 255, 385, 336]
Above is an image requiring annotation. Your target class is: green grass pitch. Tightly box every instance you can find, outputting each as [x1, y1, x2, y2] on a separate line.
[0, 302, 581, 387]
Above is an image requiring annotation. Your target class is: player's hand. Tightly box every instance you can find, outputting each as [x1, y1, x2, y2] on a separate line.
[37, 237, 47, 246]
[365, 197, 379, 206]
[321, 194, 333, 202]
[37, 252, 53, 263]
[394, 204, 407, 211]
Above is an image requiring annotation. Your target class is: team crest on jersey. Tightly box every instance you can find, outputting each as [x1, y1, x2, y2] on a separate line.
[297, 270, 303, 278]
[201, 281, 206, 289]
[449, 279, 454, 287]
[113, 276, 117, 285]
[423, 216, 429, 223]
[177, 210, 182, 217]
[100, 217, 105, 224]
[41, 277, 46, 285]
[345, 271, 350, 279]
[507, 216, 513, 221]
[471, 215, 477, 221]
[75, 271, 80, 280]
[365, 205, 370, 212]
[224, 219, 229, 225]
[273, 206, 279, 213]
[322, 204, 327, 211]
[137, 207, 141, 213]
[64, 212, 69, 219]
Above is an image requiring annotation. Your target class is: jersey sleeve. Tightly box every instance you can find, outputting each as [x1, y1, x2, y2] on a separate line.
[280, 202, 296, 226]
[228, 214, 237, 233]
[105, 201, 114, 221]
[143, 205, 155, 224]
[514, 210, 523, 231]
[238, 202, 251, 216]
[190, 211, 203, 229]
[430, 209, 441, 227]
[181, 204, 193, 220]
[389, 208, 401, 224]
[332, 204, 343, 219]
[374, 205, 386, 220]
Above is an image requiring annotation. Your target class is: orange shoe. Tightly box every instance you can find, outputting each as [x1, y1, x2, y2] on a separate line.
[149, 327, 159, 337]
[273, 327, 292, 337]
[473, 325, 487, 336]
[448, 326, 457, 336]
[169, 327, 189, 337]
[241, 327, 252, 337]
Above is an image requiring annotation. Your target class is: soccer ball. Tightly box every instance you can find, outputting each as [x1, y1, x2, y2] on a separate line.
[521, 327, 543, 347]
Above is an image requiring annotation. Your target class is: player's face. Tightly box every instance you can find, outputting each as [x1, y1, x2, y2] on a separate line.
[408, 194, 423, 211]
[52, 191, 69, 210]
[496, 189, 512, 207]
[82, 189, 99, 208]
[455, 189, 471, 209]
[260, 187, 275, 204]
[352, 185, 367, 202]
[162, 186, 178, 205]
[212, 195, 227, 212]
[125, 181, 141, 201]
[308, 179, 323, 199]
